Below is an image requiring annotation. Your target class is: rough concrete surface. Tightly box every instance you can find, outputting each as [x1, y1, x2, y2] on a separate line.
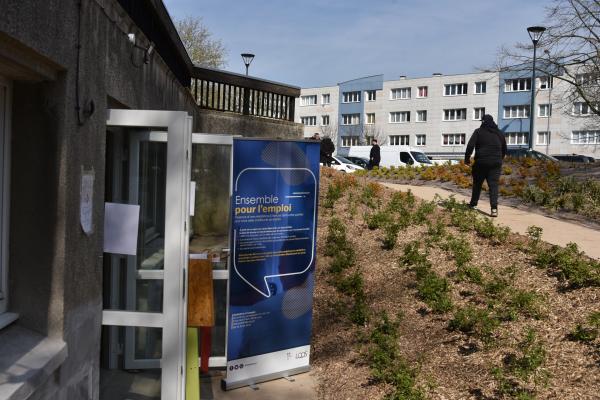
[383, 183, 600, 260]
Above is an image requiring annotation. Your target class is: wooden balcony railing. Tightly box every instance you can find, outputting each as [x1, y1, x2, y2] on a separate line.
[191, 66, 300, 122]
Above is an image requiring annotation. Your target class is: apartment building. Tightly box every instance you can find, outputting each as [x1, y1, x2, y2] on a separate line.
[296, 69, 599, 159]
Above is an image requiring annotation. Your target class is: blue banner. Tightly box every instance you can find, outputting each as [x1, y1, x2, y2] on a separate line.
[224, 138, 320, 389]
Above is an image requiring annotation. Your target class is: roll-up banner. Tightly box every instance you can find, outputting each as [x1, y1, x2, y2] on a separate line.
[223, 138, 320, 390]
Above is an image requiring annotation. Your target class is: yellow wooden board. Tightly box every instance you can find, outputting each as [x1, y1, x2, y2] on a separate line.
[186, 327, 200, 400]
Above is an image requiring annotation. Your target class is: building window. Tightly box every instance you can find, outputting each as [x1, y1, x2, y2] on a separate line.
[416, 134, 426, 146]
[571, 131, 600, 144]
[538, 76, 553, 90]
[301, 116, 317, 126]
[390, 87, 411, 100]
[341, 136, 359, 147]
[416, 110, 427, 122]
[572, 102, 592, 116]
[575, 73, 600, 85]
[473, 107, 485, 120]
[365, 136, 375, 145]
[366, 113, 375, 124]
[538, 104, 552, 117]
[474, 81, 487, 94]
[443, 108, 467, 121]
[365, 90, 376, 101]
[301, 95, 317, 106]
[504, 78, 531, 92]
[537, 131, 550, 145]
[417, 86, 428, 98]
[342, 113, 360, 125]
[505, 132, 529, 145]
[444, 83, 468, 96]
[342, 91, 361, 103]
[389, 135, 410, 146]
[321, 93, 330, 105]
[321, 115, 330, 126]
[389, 111, 410, 123]
[503, 105, 530, 119]
[442, 133, 466, 146]
[0, 77, 11, 317]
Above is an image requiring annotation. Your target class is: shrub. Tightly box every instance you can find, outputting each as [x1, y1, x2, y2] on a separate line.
[323, 182, 344, 208]
[455, 265, 483, 284]
[365, 211, 392, 230]
[399, 241, 428, 267]
[413, 200, 436, 225]
[325, 217, 348, 256]
[474, 218, 510, 244]
[382, 222, 401, 250]
[568, 311, 600, 342]
[449, 305, 500, 344]
[442, 235, 473, 268]
[500, 289, 545, 321]
[533, 242, 600, 288]
[416, 270, 453, 313]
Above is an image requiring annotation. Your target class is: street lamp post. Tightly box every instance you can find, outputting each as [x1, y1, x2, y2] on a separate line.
[527, 26, 546, 150]
[241, 53, 255, 76]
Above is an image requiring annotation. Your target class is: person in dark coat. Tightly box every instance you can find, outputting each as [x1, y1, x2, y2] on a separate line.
[320, 137, 335, 166]
[368, 139, 381, 170]
[464, 114, 507, 217]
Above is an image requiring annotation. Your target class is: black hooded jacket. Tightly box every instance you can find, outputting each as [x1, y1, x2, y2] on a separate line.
[464, 115, 507, 164]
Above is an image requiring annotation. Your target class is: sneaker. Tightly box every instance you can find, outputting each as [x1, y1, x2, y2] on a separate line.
[468, 205, 478, 211]
[491, 209, 498, 217]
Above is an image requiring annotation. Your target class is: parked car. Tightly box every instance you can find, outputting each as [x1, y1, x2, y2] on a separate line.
[344, 156, 369, 169]
[347, 145, 433, 167]
[321, 155, 364, 173]
[552, 154, 594, 163]
[506, 148, 559, 162]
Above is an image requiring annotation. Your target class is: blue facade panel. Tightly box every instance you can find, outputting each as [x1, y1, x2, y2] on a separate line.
[498, 69, 532, 136]
[338, 75, 384, 146]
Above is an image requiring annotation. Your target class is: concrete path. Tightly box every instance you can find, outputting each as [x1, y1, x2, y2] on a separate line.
[382, 183, 600, 260]
[206, 371, 317, 400]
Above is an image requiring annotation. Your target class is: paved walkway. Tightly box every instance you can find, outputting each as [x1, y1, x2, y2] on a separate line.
[382, 183, 600, 260]
[206, 371, 317, 400]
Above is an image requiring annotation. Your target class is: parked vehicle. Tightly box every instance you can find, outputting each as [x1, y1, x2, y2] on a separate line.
[321, 155, 364, 173]
[347, 146, 433, 167]
[344, 156, 369, 169]
[552, 154, 593, 163]
[506, 148, 558, 162]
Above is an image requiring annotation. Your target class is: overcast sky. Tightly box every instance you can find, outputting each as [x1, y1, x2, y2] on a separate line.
[163, 0, 551, 88]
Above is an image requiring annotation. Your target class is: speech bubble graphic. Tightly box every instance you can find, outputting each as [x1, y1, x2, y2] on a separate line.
[232, 167, 317, 298]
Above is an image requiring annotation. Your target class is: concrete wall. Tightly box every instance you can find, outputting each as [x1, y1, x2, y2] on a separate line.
[0, 1, 301, 399]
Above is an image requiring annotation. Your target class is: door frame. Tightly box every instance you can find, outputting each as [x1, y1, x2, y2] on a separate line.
[103, 110, 191, 400]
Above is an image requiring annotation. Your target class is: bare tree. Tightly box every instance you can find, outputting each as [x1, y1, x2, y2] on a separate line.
[319, 123, 339, 144]
[497, 0, 600, 127]
[176, 16, 227, 68]
[362, 124, 386, 145]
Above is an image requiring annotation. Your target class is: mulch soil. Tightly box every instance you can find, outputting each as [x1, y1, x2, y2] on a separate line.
[311, 169, 600, 400]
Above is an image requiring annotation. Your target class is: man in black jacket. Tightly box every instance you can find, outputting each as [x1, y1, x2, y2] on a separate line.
[369, 139, 381, 170]
[464, 115, 507, 217]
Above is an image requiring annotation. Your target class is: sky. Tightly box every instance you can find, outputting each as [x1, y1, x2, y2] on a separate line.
[163, 0, 551, 88]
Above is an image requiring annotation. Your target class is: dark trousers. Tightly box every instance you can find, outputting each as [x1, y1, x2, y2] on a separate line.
[470, 161, 502, 209]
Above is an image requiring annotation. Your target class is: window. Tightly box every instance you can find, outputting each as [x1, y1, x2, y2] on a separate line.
[538, 104, 551, 117]
[321, 93, 330, 105]
[505, 132, 529, 145]
[443, 108, 467, 121]
[474, 81, 487, 94]
[366, 113, 375, 124]
[301, 95, 317, 106]
[503, 105, 530, 119]
[0, 77, 10, 317]
[442, 133, 466, 146]
[572, 102, 592, 116]
[390, 87, 411, 100]
[416, 135, 426, 146]
[576, 73, 600, 85]
[537, 131, 550, 145]
[444, 83, 468, 96]
[571, 131, 600, 144]
[504, 78, 531, 92]
[389, 135, 410, 146]
[389, 111, 410, 123]
[301, 116, 317, 126]
[341, 136, 359, 147]
[365, 90, 376, 101]
[538, 76, 553, 90]
[365, 136, 374, 145]
[342, 113, 360, 125]
[417, 86, 428, 98]
[416, 110, 427, 122]
[321, 115, 330, 126]
[473, 107, 485, 120]
[342, 91, 361, 103]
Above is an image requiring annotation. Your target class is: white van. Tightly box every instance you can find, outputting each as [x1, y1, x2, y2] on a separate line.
[347, 146, 433, 168]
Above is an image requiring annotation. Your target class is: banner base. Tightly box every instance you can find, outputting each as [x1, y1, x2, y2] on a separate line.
[221, 366, 311, 391]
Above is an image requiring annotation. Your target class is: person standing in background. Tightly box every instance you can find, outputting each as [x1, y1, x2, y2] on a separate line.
[369, 139, 381, 170]
[464, 114, 507, 217]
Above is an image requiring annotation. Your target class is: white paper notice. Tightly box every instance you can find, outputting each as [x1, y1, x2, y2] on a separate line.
[103, 202, 140, 256]
[80, 171, 94, 235]
[190, 181, 196, 216]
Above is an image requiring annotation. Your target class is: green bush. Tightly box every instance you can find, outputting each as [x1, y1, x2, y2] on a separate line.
[382, 222, 401, 250]
[449, 305, 500, 344]
[568, 311, 600, 342]
[416, 269, 453, 313]
[455, 265, 483, 284]
[474, 217, 510, 244]
[365, 211, 392, 230]
[399, 241, 428, 267]
[323, 182, 344, 209]
[442, 235, 473, 268]
[533, 242, 600, 288]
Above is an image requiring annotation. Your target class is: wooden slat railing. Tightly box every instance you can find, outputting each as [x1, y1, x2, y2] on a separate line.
[191, 66, 300, 122]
